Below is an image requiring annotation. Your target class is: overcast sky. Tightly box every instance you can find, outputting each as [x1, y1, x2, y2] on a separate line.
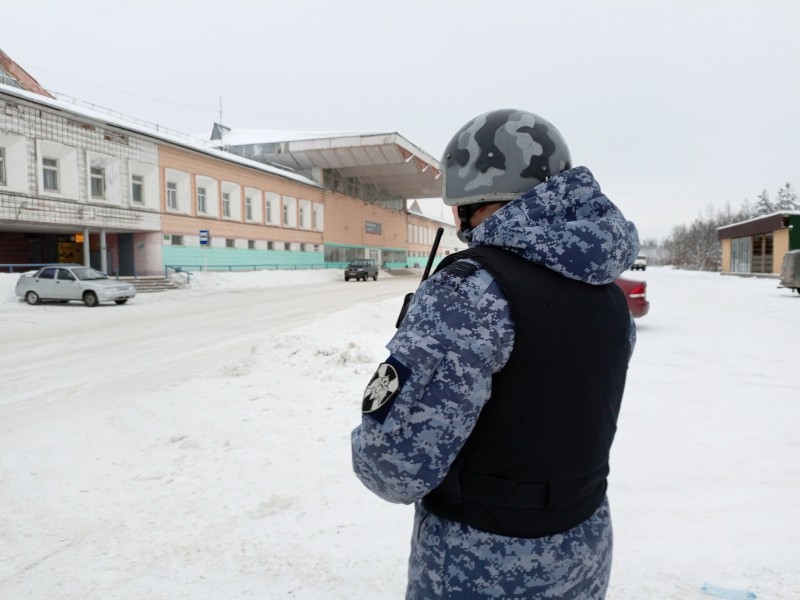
[4, 0, 799, 239]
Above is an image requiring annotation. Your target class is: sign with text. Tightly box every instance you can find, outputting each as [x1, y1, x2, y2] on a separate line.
[365, 221, 382, 235]
[199, 229, 210, 246]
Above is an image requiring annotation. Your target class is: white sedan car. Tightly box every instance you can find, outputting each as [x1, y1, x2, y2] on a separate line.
[15, 265, 136, 307]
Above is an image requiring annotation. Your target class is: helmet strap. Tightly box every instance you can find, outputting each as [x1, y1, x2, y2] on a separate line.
[456, 204, 480, 243]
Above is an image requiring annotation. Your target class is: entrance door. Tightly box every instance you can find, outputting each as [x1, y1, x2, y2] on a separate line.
[118, 234, 135, 276]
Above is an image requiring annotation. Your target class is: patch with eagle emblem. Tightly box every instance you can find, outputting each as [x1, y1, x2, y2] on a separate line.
[362, 362, 401, 415]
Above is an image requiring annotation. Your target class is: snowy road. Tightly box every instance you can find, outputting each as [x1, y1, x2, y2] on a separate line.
[1, 267, 799, 600]
[0, 274, 413, 439]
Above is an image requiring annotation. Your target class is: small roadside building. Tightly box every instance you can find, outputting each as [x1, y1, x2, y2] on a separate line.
[717, 212, 800, 275]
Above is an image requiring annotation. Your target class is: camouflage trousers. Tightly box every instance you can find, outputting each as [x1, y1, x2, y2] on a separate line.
[406, 497, 613, 599]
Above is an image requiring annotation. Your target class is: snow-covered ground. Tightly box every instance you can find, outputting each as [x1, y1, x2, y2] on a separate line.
[0, 267, 797, 599]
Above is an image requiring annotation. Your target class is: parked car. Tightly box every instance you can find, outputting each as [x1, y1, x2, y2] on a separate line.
[615, 277, 649, 318]
[779, 249, 800, 294]
[15, 265, 136, 307]
[631, 255, 648, 271]
[344, 258, 379, 282]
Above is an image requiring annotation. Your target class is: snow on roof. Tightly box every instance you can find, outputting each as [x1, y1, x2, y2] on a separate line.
[0, 83, 321, 189]
[717, 210, 800, 230]
[407, 201, 453, 226]
[210, 128, 385, 147]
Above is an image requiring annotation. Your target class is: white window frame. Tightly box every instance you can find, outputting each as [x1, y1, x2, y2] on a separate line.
[221, 182, 241, 221]
[195, 175, 219, 217]
[0, 134, 28, 193]
[299, 199, 312, 230]
[283, 196, 297, 228]
[167, 182, 178, 209]
[245, 196, 253, 221]
[131, 174, 144, 203]
[90, 166, 106, 199]
[312, 202, 324, 231]
[37, 140, 78, 198]
[165, 169, 190, 213]
[43, 157, 59, 192]
[197, 186, 207, 214]
[265, 192, 281, 225]
[129, 161, 158, 209]
[244, 188, 262, 223]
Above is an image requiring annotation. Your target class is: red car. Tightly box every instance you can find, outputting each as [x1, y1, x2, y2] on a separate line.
[615, 277, 649, 318]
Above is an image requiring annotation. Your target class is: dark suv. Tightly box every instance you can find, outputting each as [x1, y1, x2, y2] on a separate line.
[345, 258, 379, 281]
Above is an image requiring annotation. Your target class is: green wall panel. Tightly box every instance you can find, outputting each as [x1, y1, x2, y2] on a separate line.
[162, 246, 325, 271]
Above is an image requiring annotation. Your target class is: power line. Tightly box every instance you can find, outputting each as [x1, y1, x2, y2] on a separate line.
[28, 65, 218, 114]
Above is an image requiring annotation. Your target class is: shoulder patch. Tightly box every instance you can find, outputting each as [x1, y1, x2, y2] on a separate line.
[433, 258, 494, 305]
[362, 363, 401, 414]
[439, 259, 479, 279]
[361, 357, 411, 424]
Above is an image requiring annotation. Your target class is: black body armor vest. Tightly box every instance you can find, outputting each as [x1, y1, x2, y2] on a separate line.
[422, 246, 632, 538]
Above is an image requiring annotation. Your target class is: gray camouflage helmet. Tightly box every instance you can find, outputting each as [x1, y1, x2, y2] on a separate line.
[441, 109, 572, 206]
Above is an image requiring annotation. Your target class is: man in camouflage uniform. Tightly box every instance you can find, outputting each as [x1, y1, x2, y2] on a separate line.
[351, 109, 639, 599]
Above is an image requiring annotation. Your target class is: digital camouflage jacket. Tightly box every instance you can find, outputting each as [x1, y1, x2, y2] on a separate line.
[351, 166, 639, 599]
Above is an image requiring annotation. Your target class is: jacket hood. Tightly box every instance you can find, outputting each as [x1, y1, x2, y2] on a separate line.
[468, 166, 639, 285]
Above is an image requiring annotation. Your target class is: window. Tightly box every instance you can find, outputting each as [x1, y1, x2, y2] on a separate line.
[166, 182, 178, 209]
[267, 241, 274, 250]
[197, 187, 207, 213]
[265, 192, 280, 225]
[245, 196, 253, 221]
[313, 203, 324, 231]
[751, 234, 774, 273]
[171, 235, 184, 246]
[247, 240, 255, 250]
[226, 238, 235, 248]
[282, 196, 297, 227]
[56, 268, 76, 281]
[0, 147, 5, 186]
[730, 237, 750, 273]
[223, 192, 231, 217]
[131, 174, 144, 203]
[346, 176, 362, 198]
[90, 166, 105, 199]
[43, 157, 59, 191]
[299, 199, 311, 230]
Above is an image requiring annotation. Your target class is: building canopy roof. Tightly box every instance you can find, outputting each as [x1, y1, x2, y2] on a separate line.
[717, 211, 800, 239]
[211, 127, 443, 200]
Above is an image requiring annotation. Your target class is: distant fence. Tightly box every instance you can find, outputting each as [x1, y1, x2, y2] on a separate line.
[164, 263, 346, 278]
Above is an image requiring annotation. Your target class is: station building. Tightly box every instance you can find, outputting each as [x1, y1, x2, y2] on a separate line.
[0, 51, 459, 276]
